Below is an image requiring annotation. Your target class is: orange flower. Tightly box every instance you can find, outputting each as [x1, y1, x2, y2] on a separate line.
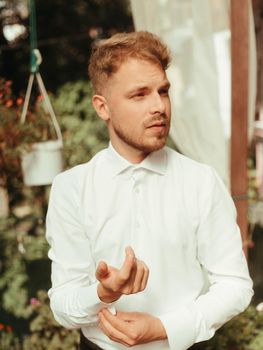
[0, 323, 4, 330]
[5, 100, 13, 108]
[16, 97, 23, 106]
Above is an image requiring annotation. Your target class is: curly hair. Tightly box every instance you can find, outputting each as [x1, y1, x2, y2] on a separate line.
[88, 31, 171, 94]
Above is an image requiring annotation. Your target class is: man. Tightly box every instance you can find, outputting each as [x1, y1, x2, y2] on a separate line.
[46, 31, 253, 350]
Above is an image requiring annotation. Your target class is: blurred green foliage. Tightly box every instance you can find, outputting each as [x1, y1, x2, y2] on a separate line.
[23, 291, 79, 350]
[0, 77, 109, 349]
[193, 306, 263, 350]
[52, 80, 108, 168]
[0, 215, 49, 319]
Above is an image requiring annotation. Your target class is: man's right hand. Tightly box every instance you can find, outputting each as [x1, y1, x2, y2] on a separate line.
[96, 247, 149, 303]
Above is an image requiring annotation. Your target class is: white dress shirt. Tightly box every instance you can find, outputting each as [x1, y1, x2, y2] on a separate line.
[46, 144, 253, 350]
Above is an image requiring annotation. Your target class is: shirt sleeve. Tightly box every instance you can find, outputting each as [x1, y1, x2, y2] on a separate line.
[158, 166, 253, 350]
[46, 172, 115, 329]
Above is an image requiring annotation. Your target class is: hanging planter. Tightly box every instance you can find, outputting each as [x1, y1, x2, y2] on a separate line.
[21, 139, 63, 186]
[20, 51, 64, 186]
[19, 0, 63, 186]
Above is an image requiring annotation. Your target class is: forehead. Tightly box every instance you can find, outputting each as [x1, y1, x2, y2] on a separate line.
[108, 58, 168, 89]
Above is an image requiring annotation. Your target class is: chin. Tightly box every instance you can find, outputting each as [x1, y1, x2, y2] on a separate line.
[142, 138, 167, 153]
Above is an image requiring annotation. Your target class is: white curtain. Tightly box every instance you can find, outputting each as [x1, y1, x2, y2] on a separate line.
[130, 0, 256, 187]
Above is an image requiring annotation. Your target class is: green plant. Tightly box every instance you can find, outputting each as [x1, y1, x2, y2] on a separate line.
[0, 78, 59, 205]
[0, 79, 23, 184]
[23, 290, 80, 350]
[0, 215, 49, 319]
[52, 80, 109, 168]
[0, 78, 57, 159]
[0, 323, 21, 350]
[193, 306, 263, 350]
[248, 329, 263, 350]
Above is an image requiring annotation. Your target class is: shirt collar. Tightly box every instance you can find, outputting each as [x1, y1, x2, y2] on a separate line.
[105, 142, 167, 178]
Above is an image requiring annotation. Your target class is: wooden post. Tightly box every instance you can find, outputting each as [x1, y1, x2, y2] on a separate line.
[253, 0, 263, 196]
[0, 179, 9, 218]
[231, 0, 249, 255]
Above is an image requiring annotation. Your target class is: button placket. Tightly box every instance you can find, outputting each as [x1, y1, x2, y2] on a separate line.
[132, 170, 143, 233]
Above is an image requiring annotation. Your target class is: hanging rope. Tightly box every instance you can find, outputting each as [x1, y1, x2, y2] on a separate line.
[20, 0, 63, 143]
[29, 0, 38, 73]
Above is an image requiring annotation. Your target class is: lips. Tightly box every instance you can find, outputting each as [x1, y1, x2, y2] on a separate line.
[147, 121, 167, 128]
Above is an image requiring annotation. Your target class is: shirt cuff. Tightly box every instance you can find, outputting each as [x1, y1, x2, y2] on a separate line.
[158, 303, 198, 350]
[77, 282, 117, 319]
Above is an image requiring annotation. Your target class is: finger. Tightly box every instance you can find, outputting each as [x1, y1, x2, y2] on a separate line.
[98, 311, 131, 346]
[119, 246, 136, 281]
[140, 261, 150, 291]
[99, 318, 127, 346]
[101, 309, 133, 335]
[96, 261, 109, 281]
[132, 260, 145, 293]
[101, 309, 141, 336]
[122, 260, 137, 294]
[125, 246, 135, 258]
[101, 309, 143, 346]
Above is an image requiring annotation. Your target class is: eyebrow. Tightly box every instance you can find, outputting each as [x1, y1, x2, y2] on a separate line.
[125, 80, 171, 96]
[159, 81, 171, 90]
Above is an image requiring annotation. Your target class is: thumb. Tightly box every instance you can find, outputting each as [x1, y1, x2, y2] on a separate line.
[96, 261, 109, 281]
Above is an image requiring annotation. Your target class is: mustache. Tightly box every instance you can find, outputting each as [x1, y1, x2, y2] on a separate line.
[144, 114, 169, 128]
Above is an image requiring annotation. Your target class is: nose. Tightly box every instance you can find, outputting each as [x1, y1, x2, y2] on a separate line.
[150, 92, 166, 115]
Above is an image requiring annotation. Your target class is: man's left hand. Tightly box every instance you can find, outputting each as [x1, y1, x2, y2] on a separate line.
[98, 309, 167, 347]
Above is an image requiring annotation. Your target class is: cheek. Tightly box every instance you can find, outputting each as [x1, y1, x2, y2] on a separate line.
[108, 98, 149, 130]
[165, 99, 171, 114]
[117, 105, 145, 125]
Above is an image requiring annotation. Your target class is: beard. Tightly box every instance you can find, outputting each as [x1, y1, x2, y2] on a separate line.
[111, 115, 170, 154]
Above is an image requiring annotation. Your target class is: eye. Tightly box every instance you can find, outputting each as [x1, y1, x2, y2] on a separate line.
[132, 92, 145, 99]
[159, 88, 169, 96]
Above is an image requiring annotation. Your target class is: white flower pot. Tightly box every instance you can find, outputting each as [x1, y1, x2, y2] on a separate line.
[21, 139, 63, 186]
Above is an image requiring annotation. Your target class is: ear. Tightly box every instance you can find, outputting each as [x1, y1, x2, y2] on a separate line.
[92, 95, 110, 121]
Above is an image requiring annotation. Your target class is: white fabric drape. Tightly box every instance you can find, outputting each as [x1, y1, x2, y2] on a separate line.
[130, 0, 256, 187]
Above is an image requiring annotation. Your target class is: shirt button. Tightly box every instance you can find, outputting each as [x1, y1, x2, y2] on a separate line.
[134, 187, 140, 194]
